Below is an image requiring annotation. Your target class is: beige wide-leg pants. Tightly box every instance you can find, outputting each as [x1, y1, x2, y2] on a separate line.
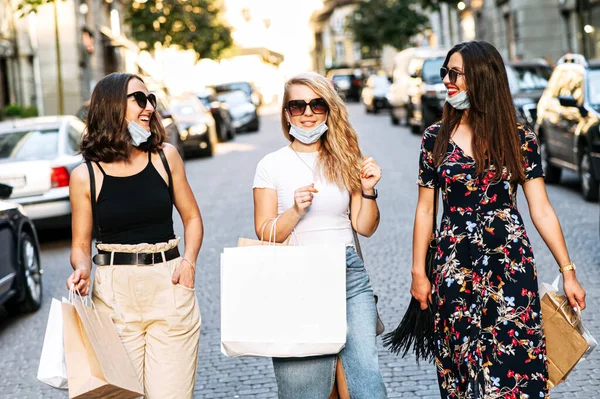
[92, 239, 201, 399]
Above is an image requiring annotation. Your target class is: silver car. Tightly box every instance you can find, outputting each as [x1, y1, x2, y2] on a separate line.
[0, 116, 86, 229]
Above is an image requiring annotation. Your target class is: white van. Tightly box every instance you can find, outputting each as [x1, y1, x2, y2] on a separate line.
[386, 47, 448, 126]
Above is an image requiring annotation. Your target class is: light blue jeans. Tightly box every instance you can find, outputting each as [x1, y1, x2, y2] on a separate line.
[272, 247, 388, 399]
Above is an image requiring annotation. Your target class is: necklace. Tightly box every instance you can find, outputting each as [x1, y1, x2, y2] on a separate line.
[290, 145, 316, 173]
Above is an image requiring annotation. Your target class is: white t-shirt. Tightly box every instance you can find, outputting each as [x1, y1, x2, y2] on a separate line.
[253, 146, 354, 247]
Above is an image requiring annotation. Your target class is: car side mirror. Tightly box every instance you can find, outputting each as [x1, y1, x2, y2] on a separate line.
[558, 95, 578, 108]
[160, 111, 172, 119]
[0, 183, 13, 200]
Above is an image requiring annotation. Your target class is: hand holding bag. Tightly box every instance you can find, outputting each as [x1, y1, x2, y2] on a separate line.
[539, 275, 597, 389]
[62, 290, 144, 398]
[382, 185, 438, 362]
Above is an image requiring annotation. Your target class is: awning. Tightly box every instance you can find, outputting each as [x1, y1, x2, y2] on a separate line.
[233, 47, 284, 66]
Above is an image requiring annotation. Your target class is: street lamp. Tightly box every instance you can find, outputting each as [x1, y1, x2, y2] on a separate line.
[458, 2, 466, 11]
[584, 25, 594, 34]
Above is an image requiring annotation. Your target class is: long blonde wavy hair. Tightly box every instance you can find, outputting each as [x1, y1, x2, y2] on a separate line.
[281, 72, 362, 194]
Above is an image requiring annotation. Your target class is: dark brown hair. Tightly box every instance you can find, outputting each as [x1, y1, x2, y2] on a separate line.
[80, 73, 167, 162]
[434, 41, 525, 183]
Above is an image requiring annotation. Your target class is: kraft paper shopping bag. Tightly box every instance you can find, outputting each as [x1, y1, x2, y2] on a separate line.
[62, 295, 144, 398]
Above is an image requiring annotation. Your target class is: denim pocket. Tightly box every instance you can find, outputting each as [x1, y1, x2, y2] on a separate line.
[346, 247, 365, 270]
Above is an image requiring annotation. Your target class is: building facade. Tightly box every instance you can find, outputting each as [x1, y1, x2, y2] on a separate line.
[459, 0, 600, 63]
[0, 0, 138, 118]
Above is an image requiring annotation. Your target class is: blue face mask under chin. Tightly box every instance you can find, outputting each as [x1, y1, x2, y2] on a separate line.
[446, 90, 471, 110]
[127, 120, 152, 147]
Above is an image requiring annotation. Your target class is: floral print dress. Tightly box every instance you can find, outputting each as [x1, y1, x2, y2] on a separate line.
[418, 124, 549, 399]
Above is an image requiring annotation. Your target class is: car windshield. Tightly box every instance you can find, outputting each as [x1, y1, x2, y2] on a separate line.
[0, 129, 59, 162]
[215, 83, 251, 95]
[422, 58, 444, 83]
[507, 65, 552, 91]
[588, 69, 600, 107]
[372, 75, 390, 89]
[171, 101, 203, 117]
[218, 91, 249, 106]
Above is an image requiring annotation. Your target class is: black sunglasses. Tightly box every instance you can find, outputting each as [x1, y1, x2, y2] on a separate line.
[440, 67, 465, 85]
[127, 91, 157, 109]
[286, 98, 329, 116]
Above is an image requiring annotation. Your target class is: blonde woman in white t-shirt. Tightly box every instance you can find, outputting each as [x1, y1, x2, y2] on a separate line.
[253, 72, 388, 399]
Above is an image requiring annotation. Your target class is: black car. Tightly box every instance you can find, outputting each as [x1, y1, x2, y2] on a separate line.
[407, 56, 447, 134]
[170, 96, 219, 158]
[506, 61, 553, 129]
[217, 91, 260, 132]
[197, 88, 236, 142]
[213, 81, 263, 108]
[0, 183, 42, 314]
[327, 69, 363, 102]
[535, 54, 600, 201]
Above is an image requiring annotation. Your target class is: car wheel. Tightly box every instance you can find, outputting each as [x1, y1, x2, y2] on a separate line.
[249, 118, 260, 132]
[422, 105, 436, 132]
[227, 127, 236, 141]
[218, 121, 228, 143]
[540, 138, 562, 183]
[391, 112, 399, 125]
[9, 232, 42, 314]
[365, 103, 372, 114]
[580, 150, 599, 202]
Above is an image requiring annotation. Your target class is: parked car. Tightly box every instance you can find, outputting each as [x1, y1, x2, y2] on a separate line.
[535, 54, 600, 201]
[0, 183, 42, 314]
[170, 95, 219, 158]
[197, 88, 236, 142]
[213, 81, 263, 108]
[387, 47, 448, 126]
[0, 116, 85, 229]
[361, 74, 391, 113]
[216, 91, 260, 132]
[327, 69, 363, 102]
[506, 60, 553, 129]
[404, 56, 447, 134]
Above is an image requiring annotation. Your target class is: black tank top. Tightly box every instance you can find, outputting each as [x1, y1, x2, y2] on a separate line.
[89, 150, 175, 245]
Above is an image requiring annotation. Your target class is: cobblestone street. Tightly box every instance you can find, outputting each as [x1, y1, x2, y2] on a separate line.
[1, 104, 599, 398]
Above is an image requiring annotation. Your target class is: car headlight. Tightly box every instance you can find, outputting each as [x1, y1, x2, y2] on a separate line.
[188, 124, 208, 135]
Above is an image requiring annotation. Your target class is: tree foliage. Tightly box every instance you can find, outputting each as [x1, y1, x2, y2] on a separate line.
[126, 0, 233, 60]
[347, 0, 429, 54]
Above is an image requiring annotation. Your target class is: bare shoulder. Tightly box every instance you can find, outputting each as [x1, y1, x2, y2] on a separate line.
[160, 143, 184, 171]
[71, 163, 90, 185]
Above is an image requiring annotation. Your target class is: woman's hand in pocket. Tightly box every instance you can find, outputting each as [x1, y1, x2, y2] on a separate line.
[410, 271, 432, 310]
[172, 259, 195, 289]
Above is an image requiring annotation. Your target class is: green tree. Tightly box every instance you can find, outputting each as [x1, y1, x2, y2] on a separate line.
[127, 0, 233, 60]
[347, 0, 429, 56]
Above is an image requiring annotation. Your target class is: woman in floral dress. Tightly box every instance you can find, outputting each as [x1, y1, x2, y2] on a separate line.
[410, 41, 587, 398]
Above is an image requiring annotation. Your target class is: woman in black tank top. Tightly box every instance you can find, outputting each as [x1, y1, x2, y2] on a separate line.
[66, 73, 203, 398]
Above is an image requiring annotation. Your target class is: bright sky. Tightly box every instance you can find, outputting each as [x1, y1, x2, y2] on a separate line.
[223, 0, 324, 76]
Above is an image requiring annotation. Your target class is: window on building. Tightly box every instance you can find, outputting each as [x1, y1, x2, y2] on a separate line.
[335, 42, 345, 63]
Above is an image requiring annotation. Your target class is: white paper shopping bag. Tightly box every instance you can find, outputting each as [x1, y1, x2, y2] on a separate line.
[220, 244, 347, 358]
[37, 298, 68, 389]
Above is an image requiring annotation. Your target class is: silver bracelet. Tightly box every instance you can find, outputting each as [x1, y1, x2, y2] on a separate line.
[181, 258, 195, 269]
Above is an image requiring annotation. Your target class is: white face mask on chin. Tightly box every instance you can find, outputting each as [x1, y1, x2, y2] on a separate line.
[288, 121, 328, 144]
[126, 119, 151, 146]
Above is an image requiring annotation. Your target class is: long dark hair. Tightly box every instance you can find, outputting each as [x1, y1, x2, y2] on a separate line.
[80, 73, 167, 162]
[433, 41, 525, 183]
